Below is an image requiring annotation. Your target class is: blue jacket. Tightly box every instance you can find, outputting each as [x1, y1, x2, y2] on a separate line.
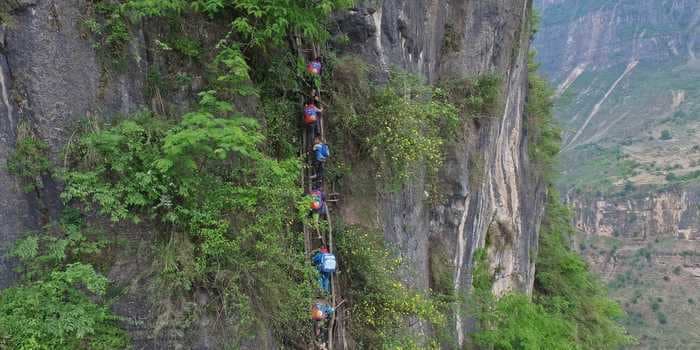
[313, 143, 329, 161]
[315, 303, 334, 317]
[312, 251, 324, 267]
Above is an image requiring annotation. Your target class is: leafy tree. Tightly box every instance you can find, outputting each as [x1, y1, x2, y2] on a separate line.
[329, 64, 460, 187]
[0, 263, 128, 350]
[61, 106, 317, 344]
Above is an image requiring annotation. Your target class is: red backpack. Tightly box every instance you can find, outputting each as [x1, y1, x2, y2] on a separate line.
[310, 191, 323, 210]
[304, 104, 318, 124]
[307, 60, 322, 75]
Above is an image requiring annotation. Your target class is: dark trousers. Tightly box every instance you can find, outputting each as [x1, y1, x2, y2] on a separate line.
[307, 122, 319, 148]
[314, 160, 325, 179]
[318, 271, 331, 294]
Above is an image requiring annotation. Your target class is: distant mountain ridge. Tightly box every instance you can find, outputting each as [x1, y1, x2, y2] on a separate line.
[536, 0, 700, 190]
[535, 1, 700, 348]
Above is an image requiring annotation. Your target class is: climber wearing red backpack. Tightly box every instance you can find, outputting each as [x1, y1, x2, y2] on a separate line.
[311, 299, 334, 348]
[304, 99, 323, 138]
[312, 246, 336, 294]
[311, 300, 334, 321]
[307, 56, 322, 75]
[309, 189, 326, 216]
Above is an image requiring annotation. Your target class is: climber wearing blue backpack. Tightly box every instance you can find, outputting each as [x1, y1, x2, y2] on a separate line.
[311, 136, 330, 184]
[312, 246, 336, 294]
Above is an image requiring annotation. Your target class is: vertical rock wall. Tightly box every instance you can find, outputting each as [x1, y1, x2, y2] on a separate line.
[0, 0, 146, 288]
[570, 187, 700, 241]
[336, 0, 544, 344]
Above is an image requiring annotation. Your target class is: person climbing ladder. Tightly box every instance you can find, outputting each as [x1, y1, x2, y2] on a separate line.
[307, 56, 323, 75]
[304, 98, 323, 141]
[298, 50, 342, 350]
[310, 136, 330, 187]
[311, 300, 334, 350]
[312, 246, 336, 294]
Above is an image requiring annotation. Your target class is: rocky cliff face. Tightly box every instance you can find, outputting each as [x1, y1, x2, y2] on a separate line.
[0, 0, 541, 348]
[535, 0, 699, 83]
[0, 0, 146, 289]
[534, 0, 700, 160]
[336, 0, 542, 344]
[571, 187, 700, 348]
[570, 187, 700, 241]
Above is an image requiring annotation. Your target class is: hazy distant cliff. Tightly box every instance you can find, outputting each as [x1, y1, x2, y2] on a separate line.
[535, 1, 700, 347]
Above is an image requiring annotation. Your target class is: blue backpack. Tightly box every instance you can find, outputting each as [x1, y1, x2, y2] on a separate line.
[321, 253, 336, 273]
[315, 144, 330, 162]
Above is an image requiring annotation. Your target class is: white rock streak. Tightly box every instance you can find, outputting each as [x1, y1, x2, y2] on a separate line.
[564, 60, 638, 150]
[0, 60, 13, 129]
[453, 193, 471, 347]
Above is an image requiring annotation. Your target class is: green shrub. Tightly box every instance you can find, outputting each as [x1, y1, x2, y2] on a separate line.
[10, 216, 108, 280]
[651, 301, 660, 311]
[442, 73, 502, 116]
[0, 263, 129, 350]
[656, 312, 668, 325]
[170, 36, 202, 59]
[6, 125, 51, 193]
[330, 66, 459, 187]
[1, 207, 126, 349]
[335, 225, 444, 348]
[472, 294, 575, 350]
[61, 106, 317, 344]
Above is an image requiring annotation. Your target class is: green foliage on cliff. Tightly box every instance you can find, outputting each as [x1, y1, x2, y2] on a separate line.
[4, 0, 468, 348]
[329, 58, 460, 186]
[527, 51, 561, 179]
[472, 294, 575, 350]
[470, 190, 632, 349]
[6, 124, 51, 193]
[470, 248, 574, 350]
[0, 263, 129, 350]
[58, 102, 449, 345]
[61, 106, 319, 343]
[88, 0, 352, 61]
[361, 72, 459, 185]
[335, 225, 444, 348]
[534, 188, 631, 349]
[442, 73, 503, 117]
[0, 211, 128, 349]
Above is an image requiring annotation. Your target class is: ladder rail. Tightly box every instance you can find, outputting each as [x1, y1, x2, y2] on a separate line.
[295, 37, 344, 350]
